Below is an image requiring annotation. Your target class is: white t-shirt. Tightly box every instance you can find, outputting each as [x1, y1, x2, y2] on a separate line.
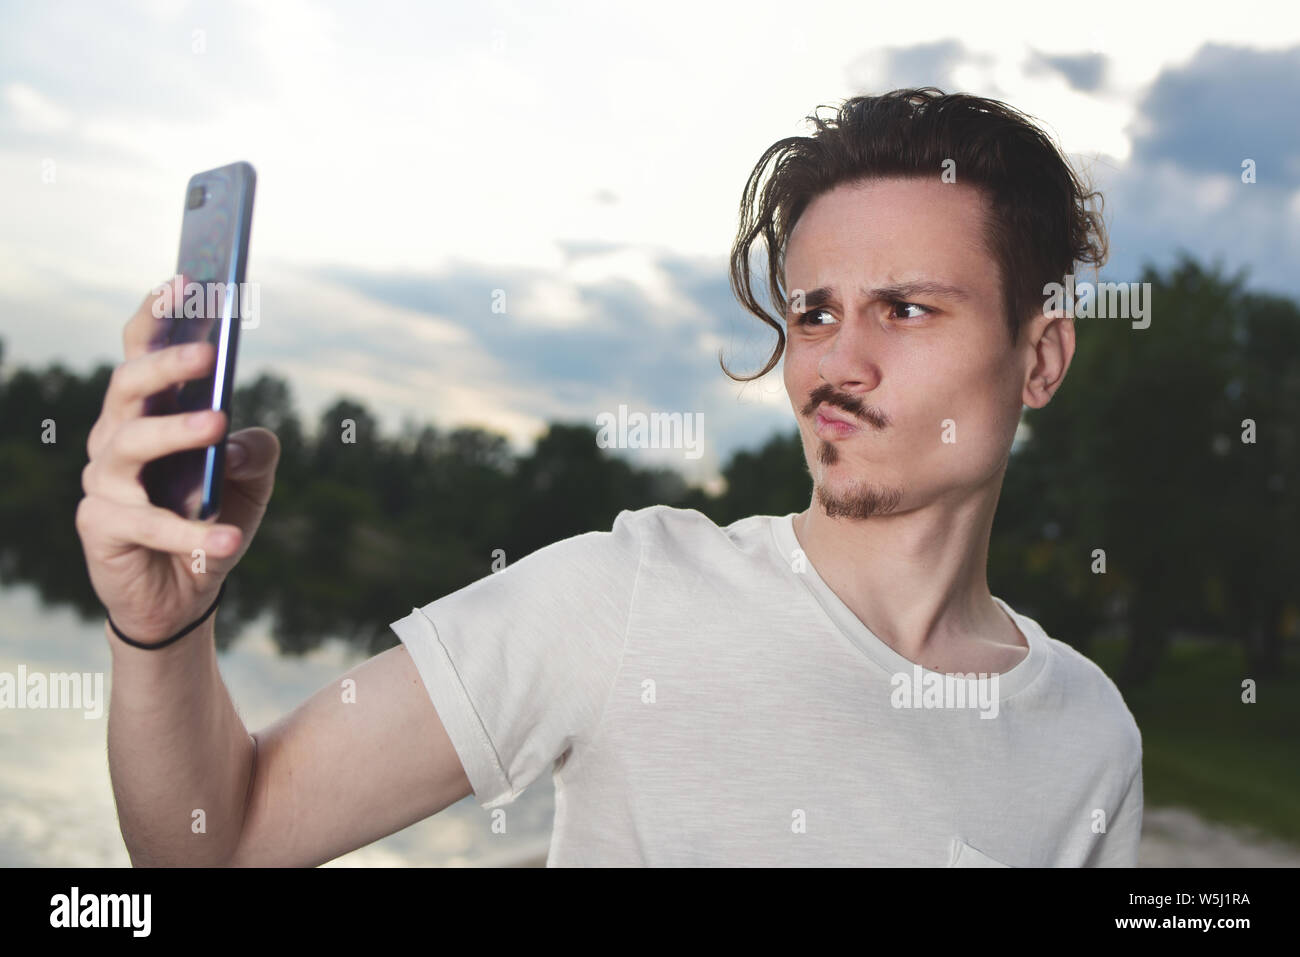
[390, 505, 1143, 866]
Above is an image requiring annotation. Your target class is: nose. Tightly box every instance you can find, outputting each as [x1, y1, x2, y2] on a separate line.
[815, 315, 883, 395]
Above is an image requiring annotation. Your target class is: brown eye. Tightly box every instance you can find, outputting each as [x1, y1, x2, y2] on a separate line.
[795, 308, 835, 326]
[889, 301, 932, 320]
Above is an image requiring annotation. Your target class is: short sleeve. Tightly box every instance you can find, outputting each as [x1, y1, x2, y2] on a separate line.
[1085, 762, 1144, 867]
[389, 508, 645, 809]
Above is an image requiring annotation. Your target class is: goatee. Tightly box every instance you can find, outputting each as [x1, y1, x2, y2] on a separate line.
[812, 438, 903, 520]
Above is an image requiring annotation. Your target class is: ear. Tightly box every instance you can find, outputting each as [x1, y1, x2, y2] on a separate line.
[1021, 308, 1075, 409]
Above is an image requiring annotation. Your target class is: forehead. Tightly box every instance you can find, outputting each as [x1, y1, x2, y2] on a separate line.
[784, 177, 999, 298]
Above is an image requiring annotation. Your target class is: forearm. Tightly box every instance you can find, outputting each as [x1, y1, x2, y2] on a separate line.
[105, 617, 255, 867]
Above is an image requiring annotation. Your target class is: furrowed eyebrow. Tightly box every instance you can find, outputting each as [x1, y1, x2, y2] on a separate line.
[868, 280, 972, 303]
[787, 287, 835, 312]
[786, 281, 972, 312]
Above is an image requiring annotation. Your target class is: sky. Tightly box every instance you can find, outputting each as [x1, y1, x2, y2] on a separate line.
[2, 0, 1298, 490]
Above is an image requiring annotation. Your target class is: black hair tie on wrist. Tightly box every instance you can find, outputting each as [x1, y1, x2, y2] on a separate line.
[107, 580, 227, 650]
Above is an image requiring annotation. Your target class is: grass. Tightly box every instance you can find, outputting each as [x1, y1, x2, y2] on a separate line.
[1085, 634, 1300, 847]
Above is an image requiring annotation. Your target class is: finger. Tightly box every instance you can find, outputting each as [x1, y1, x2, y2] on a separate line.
[223, 428, 279, 488]
[92, 342, 216, 456]
[77, 494, 244, 561]
[99, 409, 227, 479]
[101, 339, 217, 426]
[81, 458, 150, 507]
[215, 428, 281, 533]
[123, 276, 186, 362]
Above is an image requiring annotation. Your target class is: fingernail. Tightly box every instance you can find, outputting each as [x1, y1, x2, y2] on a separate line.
[226, 441, 247, 468]
[186, 411, 212, 429]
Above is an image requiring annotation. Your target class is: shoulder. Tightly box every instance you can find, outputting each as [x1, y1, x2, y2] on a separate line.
[520, 505, 768, 581]
[615, 505, 775, 557]
[1011, 606, 1143, 763]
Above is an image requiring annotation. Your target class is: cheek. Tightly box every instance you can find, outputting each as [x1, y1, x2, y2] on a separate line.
[899, 349, 1017, 465]
[783, 340, 816, 399]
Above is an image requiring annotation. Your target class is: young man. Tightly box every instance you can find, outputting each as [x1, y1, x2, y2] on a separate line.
[88, 89, 1140, 868]
[388, 89, 1142, 866]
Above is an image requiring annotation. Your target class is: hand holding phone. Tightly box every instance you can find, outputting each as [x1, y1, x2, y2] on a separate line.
[74, 163, 282, 646]
[141, 161, 256, 520]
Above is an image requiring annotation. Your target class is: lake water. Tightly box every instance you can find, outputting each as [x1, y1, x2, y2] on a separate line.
[0, 582, 553, 867]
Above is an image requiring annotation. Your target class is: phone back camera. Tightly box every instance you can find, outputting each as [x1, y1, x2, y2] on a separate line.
[186, 185, 207, 209]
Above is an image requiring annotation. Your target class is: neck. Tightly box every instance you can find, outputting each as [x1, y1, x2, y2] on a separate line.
[791, 467, 1015, 663]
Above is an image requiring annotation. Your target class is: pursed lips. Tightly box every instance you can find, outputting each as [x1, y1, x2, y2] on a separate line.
[814, 403, 862, 433]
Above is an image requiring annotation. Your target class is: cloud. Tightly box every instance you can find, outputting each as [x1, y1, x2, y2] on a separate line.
[312, 245, 796, 478]
[847, 40, 997, 95]
[1028, 51, 1107, 93]
[2, 83, 73, 133]
[1082, 42, 1300, 300]
[1130, 43, 1300, 190]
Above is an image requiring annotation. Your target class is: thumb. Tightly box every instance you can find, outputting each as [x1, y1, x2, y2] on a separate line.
[219, 427, 281, 526]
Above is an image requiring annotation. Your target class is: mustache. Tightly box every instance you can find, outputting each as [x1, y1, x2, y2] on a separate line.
[800, 384, 890, 430]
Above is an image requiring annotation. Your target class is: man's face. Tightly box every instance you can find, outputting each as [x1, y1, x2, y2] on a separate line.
[782, 176, 1028, 520]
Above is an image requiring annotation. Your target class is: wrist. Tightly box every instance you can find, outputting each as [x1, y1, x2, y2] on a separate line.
[105, 614, 216, 656]
[105, 580, 227, 652]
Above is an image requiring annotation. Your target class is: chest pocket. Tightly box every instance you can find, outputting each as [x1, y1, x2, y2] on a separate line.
[947, 837, 1013, 867]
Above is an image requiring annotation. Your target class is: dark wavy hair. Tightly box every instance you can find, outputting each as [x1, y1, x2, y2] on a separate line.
[722, 87, 1108, 381]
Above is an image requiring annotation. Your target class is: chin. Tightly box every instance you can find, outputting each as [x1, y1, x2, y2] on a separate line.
[810, 465, 906, 520]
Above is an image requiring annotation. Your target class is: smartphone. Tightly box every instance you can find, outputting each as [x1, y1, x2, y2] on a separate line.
[140, 161, 256, 520]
